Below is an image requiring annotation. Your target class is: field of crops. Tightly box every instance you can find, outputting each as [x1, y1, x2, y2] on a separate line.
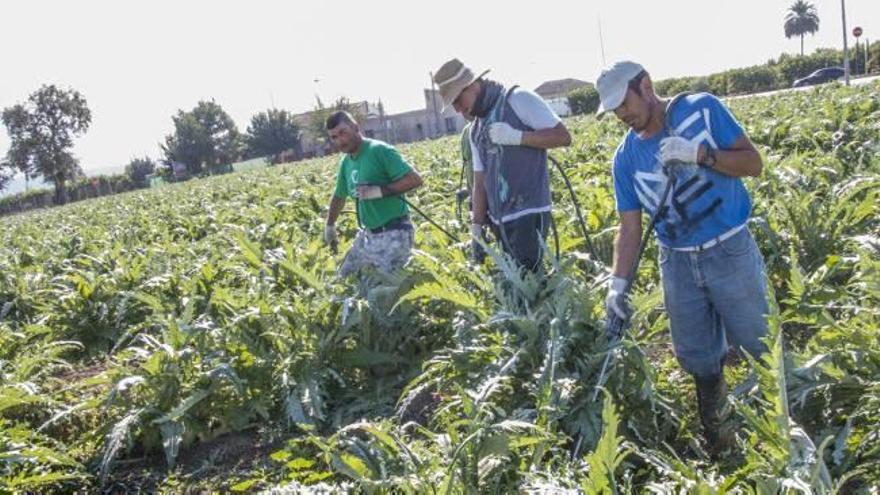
[1, 82, 879, 493]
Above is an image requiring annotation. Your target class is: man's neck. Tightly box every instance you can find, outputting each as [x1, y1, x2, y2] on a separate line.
[638, 97, 666, 139]
[349, 136, 365, 157]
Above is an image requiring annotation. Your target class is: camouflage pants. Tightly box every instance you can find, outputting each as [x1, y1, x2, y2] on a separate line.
[338, 227, 414, 278]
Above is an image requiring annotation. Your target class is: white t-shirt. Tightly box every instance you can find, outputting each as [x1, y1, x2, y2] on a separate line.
[470, 88, 562, 172]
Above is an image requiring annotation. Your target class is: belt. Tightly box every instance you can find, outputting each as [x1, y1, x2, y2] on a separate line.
[368, 216, 413, 234]
[666, 224, 746, 252]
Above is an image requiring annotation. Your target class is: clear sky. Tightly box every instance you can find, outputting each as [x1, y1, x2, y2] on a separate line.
[0, 0, 876, 175]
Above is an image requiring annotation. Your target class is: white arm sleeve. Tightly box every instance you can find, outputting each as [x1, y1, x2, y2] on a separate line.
[508, 88, 562, 130]
[470, 131, 484, 172]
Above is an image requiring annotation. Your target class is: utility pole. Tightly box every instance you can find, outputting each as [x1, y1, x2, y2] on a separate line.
[429, 71, 441, 138]
[841, 0, 850, 86]
[855, 38, 860, 75]
[597, 15, 607, 66]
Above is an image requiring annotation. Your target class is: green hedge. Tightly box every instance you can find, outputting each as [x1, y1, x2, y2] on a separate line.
[652, 47, 864, 98]
[567, 85, 600, 115]
[572, 48, 855, 112]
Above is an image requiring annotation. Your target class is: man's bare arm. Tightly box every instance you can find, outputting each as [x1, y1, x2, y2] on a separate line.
[520, 123, 572, 149]
[472, 171, 489, 225]
[381, 170, 423, 196]
[612, 210, 643, 279]
[327, 195, 346, 225]
[699, 136, 762, 177]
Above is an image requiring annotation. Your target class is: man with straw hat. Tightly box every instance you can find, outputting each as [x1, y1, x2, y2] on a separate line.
[432, 58, 571, 273]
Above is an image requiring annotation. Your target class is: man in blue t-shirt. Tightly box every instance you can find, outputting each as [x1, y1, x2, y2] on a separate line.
[596, 60, 770, 455]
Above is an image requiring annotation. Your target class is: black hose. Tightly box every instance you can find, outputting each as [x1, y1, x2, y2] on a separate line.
[355, 184, 459, 243]
[403, 198, 462, 243]
[592, 176, 675, 344]
[621, 170, 674, 295]
[616, 91, 692, 295]
[589, 168, 675, 414]
[548, 155, 598, 262]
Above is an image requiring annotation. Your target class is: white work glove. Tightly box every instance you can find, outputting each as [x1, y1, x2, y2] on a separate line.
[659, 137, 700, 166]
[470, 223, 484, 241]
[488, 122, 523, 146]
[470, 223, 487, 263]
[605, 276, 632, 321]
[356, 185, 383, 200]
[323, 224, 338, 245]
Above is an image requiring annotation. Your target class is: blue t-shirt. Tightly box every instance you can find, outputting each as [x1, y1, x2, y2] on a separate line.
[612, 93, 752, 248]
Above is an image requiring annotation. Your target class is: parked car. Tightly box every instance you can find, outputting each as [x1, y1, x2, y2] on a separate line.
[792, 67, 845, 88]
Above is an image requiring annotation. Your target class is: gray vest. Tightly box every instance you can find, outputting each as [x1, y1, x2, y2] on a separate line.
[472, 87, 551, 224]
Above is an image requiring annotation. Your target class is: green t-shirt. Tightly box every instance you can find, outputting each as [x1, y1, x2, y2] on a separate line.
[333, 138, 413, 230]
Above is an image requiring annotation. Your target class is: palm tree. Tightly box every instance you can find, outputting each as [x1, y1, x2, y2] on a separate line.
[784, 0, 820, 56]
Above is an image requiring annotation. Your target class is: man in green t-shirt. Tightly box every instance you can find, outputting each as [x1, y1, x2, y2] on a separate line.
[323, 111, 423, 277]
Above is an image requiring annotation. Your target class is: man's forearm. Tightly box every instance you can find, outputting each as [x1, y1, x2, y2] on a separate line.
[520, 123, 572, 150]
[698, 137, 762, 178]
[380, 170, 423, 196]
[472, 173, 488, 224]
[612, 220, 642, 280]
[702, 147, 762, 177]
[327, 195, 345, 225]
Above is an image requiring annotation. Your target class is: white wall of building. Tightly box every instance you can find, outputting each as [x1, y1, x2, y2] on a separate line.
[546, 97, 572, 118]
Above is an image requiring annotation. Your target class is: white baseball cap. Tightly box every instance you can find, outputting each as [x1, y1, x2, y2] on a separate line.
[595, 60, 645, 115]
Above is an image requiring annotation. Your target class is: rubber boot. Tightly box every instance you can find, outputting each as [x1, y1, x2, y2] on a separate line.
[694, 373, 734, 457]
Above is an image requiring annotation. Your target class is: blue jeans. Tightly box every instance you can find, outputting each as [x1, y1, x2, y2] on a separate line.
[659, 228, 769, 378]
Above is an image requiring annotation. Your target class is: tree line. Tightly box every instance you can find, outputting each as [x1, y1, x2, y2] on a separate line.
[0, 87, 364, 208]
[3, 39, 877, 210]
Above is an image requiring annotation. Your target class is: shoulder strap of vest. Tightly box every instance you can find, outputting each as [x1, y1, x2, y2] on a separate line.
[485, 84, 517, 123]
[664, 91, 695, 136]
[491, 85, 532, 131]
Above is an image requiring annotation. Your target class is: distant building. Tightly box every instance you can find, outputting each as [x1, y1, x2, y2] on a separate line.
[170, 161, 189, 181]
[292, 90, 467, 158]
[293, 101, 380, 158]
[289, 78, 593, 159]
[534, 78, 592, 117]
[376, 89, 466, 144]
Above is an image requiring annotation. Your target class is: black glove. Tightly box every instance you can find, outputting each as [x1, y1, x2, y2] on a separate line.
[604, 312, 628, 342]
